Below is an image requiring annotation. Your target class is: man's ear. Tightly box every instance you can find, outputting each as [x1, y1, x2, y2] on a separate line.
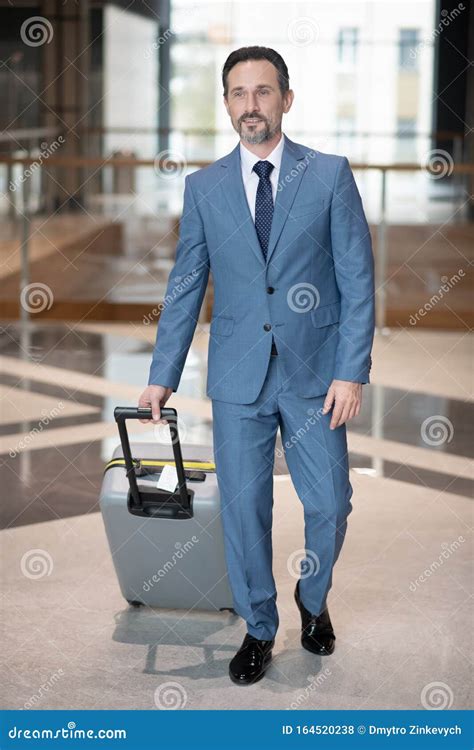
[283, 89, 294, 114]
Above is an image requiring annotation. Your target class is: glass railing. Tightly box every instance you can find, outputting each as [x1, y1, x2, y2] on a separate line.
[0, 126, 472, 331]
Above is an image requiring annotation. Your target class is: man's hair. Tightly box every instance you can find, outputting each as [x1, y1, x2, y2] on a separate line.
[222, 46, 290, 98]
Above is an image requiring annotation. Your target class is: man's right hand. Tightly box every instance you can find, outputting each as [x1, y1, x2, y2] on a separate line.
[138, 385, 174, 424]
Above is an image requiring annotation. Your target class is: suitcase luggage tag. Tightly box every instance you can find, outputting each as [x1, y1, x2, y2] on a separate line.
[156, 463, 179, 492]
[113, 406, 195, 520]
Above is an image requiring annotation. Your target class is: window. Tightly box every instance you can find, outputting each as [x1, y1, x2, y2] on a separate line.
[399, 29, 420, 70]
[337, 27, 358, 66]
[396, 117, 417, 161]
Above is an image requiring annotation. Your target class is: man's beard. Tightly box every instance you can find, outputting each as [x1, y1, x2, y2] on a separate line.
[237, 115, 279, 144]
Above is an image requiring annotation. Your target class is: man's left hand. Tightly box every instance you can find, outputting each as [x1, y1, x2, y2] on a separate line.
[322, 379, 362, 430]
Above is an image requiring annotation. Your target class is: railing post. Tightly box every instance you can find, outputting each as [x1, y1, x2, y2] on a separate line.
[7, 163, 16, 218]
[19, 167, 31, 325]
[453, 135, 465, 219]
[376, 167, 388, 334]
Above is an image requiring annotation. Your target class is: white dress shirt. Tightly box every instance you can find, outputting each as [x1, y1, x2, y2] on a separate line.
[239, 132, 285, 222]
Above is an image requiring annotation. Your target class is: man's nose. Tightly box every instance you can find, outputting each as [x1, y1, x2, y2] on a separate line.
[246, 95, 260, 112]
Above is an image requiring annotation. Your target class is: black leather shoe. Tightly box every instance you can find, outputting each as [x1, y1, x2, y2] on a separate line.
[229, 633, 275, 685]
[294, 580, 336, 655]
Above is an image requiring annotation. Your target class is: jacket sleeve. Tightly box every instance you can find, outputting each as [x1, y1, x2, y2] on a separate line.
[147, 174, 210, 390]
[330, 156, 375, 384]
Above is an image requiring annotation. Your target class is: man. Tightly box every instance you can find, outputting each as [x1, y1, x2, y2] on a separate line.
[139, 46, 375, 685]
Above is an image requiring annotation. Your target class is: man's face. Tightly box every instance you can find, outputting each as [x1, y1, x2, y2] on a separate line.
[224, 59, 293, 144]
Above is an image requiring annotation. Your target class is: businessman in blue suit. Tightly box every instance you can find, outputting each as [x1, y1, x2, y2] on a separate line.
[139, 46, 375, 685]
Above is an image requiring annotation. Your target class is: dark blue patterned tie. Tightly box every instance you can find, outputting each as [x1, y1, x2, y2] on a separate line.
[252, 160, 274, 261]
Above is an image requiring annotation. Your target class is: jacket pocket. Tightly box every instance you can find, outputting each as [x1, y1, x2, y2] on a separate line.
[289, 199, 327, 219]
[210, 315, 234, 336]
[311, 301, 340, 328]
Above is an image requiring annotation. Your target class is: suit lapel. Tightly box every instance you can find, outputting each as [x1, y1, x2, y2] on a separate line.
[220, 141, 264, 267]
[266, 134, 310, 263]
[220, 133, 310, 266]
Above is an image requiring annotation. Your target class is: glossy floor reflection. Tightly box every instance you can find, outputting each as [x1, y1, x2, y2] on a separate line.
[0, 320, 472, 710]
[1, 321, 472, 527]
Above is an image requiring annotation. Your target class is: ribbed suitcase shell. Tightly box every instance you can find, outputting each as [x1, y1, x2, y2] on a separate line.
[99, 441, 234, 612]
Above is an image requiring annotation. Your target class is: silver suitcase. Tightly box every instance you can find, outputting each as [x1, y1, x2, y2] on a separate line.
[99, 406, 234, 612]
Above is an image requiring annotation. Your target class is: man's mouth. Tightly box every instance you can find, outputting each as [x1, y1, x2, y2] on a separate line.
[244, 118, 263, 124]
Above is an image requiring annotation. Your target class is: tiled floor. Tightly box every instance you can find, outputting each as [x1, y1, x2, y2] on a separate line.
[0, 320, 472, 710]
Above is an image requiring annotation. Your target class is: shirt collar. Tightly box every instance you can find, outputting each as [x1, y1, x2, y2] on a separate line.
[240, 132, 285, 177]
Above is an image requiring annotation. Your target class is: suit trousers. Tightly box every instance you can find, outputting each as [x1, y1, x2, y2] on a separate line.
[211, 350, 354, 640]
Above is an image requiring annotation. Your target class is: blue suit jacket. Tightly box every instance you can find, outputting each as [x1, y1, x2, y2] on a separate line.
[148, 133, 375, 404]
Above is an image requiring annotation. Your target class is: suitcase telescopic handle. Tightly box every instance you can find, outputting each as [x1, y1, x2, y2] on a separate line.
[113, 406, 189, 511]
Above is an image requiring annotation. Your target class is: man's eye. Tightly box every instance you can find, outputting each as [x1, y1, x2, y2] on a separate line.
[259, 90, 269, 95]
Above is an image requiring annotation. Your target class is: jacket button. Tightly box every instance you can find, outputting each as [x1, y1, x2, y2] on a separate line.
[267, 286, 274, 294]
[263, 323, 272, 331]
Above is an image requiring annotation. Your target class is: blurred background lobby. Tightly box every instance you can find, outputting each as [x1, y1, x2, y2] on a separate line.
[0, 0, 472, 711]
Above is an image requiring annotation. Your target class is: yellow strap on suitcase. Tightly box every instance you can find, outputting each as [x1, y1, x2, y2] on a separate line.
[104, 457, 216, 473]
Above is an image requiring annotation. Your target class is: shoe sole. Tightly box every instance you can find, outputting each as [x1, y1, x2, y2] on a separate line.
[228, 653, 273, 685]
[301, 639, 335, 656]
